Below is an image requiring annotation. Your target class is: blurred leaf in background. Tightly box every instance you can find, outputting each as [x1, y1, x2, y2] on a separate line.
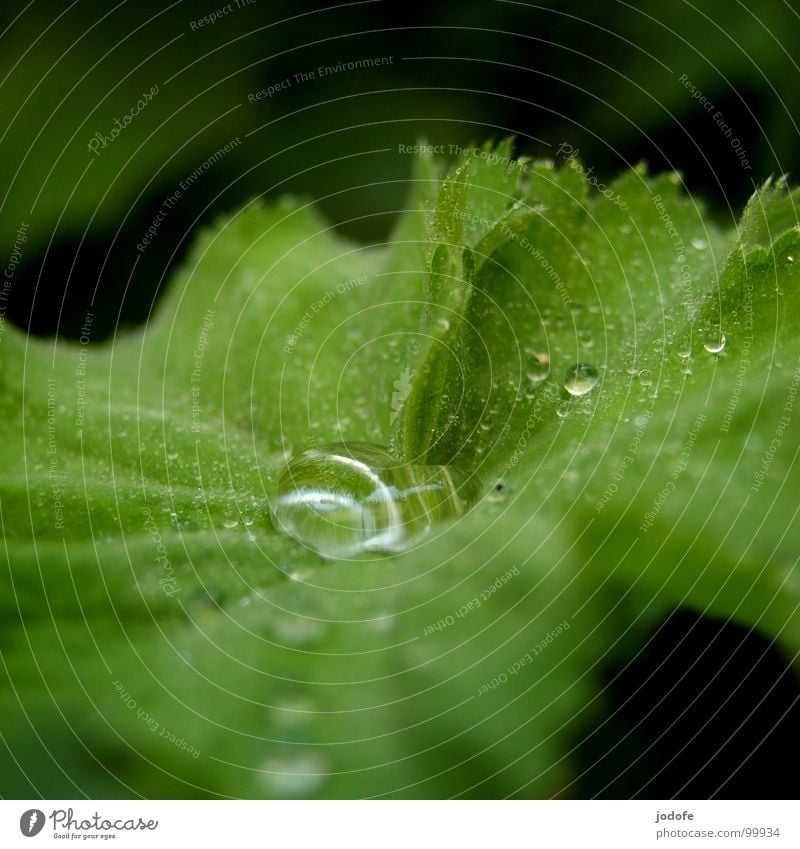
[2, 0, 800, 337]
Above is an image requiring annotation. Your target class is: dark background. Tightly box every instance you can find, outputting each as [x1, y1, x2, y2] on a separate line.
[2, 0, 798, 798]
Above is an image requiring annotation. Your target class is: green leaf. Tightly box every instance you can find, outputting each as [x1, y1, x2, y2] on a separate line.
[2, 141, 799, 798]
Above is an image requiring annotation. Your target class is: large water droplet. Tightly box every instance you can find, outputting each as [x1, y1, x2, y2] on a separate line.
[564, 363, 599, 396]
[703, 331, 726, 354]
[271, 442, 480, 559]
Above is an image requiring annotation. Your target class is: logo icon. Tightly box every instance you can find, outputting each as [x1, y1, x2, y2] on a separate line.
[19, 809, 45, 837]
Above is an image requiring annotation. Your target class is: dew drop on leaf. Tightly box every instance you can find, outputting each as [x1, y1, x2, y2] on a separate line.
[270, 442, 480, 559]
[703, 331, 726, 354]
[563, 363, 599, 396]
[525, 351, 550, 384]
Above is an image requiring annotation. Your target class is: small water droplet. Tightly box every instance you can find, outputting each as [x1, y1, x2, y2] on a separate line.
[556, 401, 571, 418]
[526, 352, 550, 384]
[435, 317, 450, 333]
[637, 369, 653, 387]
[703, 331, 726, 354]
[167, 451, 179, 461]
[563, 363, 599, 397]
[691, 238, 708, 251]
[271, 443, 481, 559]
[788, 255, 794, 264]
[677, 347, 691, 359]
[223, 518, 239, 530]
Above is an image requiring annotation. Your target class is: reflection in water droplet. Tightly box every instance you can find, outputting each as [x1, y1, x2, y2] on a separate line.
[259, 753, 327, 797]
[526, 351, 550, 384]
[691, 238, 708, 251]
[271, 442, 480, 559]
[703, 331, 726, 354]
[564, 363, 599, 396]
